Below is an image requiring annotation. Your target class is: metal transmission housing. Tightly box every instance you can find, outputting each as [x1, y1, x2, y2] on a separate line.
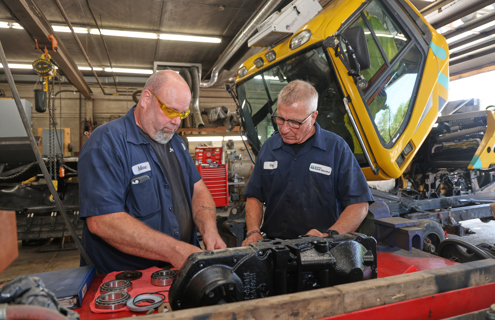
[169, 233, 377, 310]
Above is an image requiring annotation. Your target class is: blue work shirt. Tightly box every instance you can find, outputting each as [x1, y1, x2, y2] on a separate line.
[244, 122, 374, 239]
[78, 106, 201, 273]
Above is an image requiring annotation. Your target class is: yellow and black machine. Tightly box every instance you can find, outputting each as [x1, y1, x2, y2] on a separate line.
[228, 0, 495, 250]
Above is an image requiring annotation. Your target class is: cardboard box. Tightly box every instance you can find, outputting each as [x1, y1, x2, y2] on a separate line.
[0, 210, 18, 274]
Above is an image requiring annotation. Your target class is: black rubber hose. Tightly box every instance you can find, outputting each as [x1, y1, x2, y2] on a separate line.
[0, 40, 96, 270]
[438, 238, 493, 260]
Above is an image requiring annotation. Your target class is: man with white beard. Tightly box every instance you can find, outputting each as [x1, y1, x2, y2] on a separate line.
[78, 70, 226, 273]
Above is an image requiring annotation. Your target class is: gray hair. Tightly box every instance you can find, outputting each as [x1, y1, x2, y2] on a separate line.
[278, 80, 318, 112]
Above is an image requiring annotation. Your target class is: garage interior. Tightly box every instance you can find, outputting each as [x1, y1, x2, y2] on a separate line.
[1, 0, 495, 319]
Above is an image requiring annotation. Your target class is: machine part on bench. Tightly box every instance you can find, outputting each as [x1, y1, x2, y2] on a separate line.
[95, 291, 130, 310]
[438, 239, 495, 263]
[416, 220, 445, 254]
[126, 294, 163, 312]
[116, 270, 142, 281]
[169, 233, 377, 310]
[151, 270, 177, 286]
[100, 279, 133, 293]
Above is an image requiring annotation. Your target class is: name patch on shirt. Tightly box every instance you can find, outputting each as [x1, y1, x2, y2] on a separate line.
[132, 162, 151, 175]
[309, 163, 332, 175]
[263, 161, 278, 170]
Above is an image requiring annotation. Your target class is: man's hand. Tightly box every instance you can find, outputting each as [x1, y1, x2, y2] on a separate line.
[242, 232, 263, 246]
[173, 243, 204, 270]
[306, 229, 328, 237]
[202, 232, 227, 251]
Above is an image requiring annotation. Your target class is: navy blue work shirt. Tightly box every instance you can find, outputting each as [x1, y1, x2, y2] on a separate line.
[78, 106, 201, 273]
[244, 122, 374, 239]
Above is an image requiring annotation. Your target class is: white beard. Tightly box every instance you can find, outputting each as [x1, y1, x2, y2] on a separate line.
[154, 130, 174, 144]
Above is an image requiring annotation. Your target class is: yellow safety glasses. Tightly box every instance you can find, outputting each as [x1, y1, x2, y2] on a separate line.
[149, 90, 190, 119]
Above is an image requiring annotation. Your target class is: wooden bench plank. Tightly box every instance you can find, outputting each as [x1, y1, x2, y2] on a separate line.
[121, 259, 495, 320]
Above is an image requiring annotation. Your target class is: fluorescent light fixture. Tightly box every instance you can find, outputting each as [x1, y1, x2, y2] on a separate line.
[104, 67, 153, 74]
[254, 75, 279, 80]
[159, 33, 221, 43]
[12, 23, 23, 29]
[0, 63, 32, 69]
[78, 66, 103, 71]
[223, 136, 246, 141]
[0, 22, 10, 28]
[90, 28, 158, 39]
[187, 136, 224, 142]
[52, 25, 88, 34]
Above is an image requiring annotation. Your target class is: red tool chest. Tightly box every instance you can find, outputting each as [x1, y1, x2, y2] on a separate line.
[194, 147, 222, 165]
[195, 147, 229, 207]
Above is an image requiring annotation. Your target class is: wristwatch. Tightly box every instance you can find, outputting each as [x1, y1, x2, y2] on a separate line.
[327, 229, 339, 237]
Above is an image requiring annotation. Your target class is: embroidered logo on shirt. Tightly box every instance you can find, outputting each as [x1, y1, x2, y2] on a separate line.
[263, 161, 278, 170]
[132, 162, 151, 175]
[309, 163, 332, 175]
[169, 147, 175, 153]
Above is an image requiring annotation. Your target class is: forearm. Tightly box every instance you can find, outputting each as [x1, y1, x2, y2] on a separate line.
[191, 179, 226, 250]
[87, 212, 198, 266]
[191, 180, 218, 235]
[245, 197, 263, 233]
[329, 202, 369, 234]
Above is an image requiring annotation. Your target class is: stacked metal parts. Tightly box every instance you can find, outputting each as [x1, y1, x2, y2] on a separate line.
[94, 270, 178, 312]
[169, 233, 377, 310]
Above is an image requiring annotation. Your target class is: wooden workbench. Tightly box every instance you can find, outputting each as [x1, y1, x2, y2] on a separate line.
[74, 249, 477, 319]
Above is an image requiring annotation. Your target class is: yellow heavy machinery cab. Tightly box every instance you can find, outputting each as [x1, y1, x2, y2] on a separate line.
[230, 0, 495, 199]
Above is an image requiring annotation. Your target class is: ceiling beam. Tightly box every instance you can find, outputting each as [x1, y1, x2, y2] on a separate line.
[423, 0, 495, 29]
[448, 26, 495, 50]
[1, 0, 92, 99]
[450, 46, 495, 66]
[450, 39, 495, 59]
[442, 10, 495, 39]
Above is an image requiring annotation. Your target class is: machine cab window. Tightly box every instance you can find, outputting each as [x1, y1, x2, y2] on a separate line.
[343, 0, 424, 146]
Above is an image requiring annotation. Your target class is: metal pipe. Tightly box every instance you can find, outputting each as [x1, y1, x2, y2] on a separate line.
[0, 40, 95, 269]
[51, 0, 115, 96]
[179, 68, 193, 128]
[200, 0, 282, 87]
[438, 126, 486, 143]
[343, 97, 378, 175]
[190, 67, 204, 129]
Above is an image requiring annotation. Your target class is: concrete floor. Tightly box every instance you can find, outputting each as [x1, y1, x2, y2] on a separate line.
[1, 219, 495, 287]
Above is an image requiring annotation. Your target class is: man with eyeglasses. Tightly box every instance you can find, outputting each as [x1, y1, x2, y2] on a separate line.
[78, 70, 226, 273]
[242, 80, 374, 246]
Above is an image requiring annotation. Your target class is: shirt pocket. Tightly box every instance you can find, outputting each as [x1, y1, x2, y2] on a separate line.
[307, 171, 334, 210]
[127, 174, 160, 218]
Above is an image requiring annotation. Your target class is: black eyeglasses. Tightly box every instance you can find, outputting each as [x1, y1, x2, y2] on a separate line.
[271, 111, 314, 129]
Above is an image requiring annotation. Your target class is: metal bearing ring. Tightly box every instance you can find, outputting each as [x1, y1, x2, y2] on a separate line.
[100, 279, 133, 293]
[151, 270, 177, 286]
[95, 291, 130, 310]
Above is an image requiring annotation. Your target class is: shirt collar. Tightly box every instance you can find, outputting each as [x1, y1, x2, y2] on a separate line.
[124, 106, 149, 145]
[272, 122, 327, 151]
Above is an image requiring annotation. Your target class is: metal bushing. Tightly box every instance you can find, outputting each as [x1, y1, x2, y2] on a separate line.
[100, 279, 133, 293]
[151, 270, 177, 286]
[116, 270, 143, 281]
[95, 291, 130, 310]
